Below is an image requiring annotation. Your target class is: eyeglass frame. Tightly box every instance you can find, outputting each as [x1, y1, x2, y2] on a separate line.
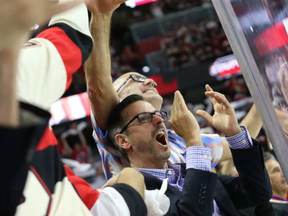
[118, 111, 168, 134]
[116, 74, 158, 93]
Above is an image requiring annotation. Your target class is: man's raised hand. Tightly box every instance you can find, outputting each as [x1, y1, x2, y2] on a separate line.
[197, 85, 241, 137]
[169, 91, 202, 146]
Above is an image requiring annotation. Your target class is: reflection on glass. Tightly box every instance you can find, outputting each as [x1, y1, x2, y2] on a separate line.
[229, 0, 288, 131]
[212, 0, 288, 180]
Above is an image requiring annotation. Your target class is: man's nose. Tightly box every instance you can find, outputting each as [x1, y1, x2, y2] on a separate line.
[143, 78, 155, 87]
[152, 114, 164, 126]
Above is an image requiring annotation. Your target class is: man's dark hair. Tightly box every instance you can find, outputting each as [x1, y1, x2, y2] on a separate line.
[107, 94, 144, 160]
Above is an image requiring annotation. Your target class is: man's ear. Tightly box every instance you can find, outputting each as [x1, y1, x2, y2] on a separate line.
[115, 134, 131, 150]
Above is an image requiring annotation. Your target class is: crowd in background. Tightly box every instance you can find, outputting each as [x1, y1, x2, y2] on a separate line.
[161, 19, 231, 71]
[65, 0, 228, 96]
[127, 0, 210, 23]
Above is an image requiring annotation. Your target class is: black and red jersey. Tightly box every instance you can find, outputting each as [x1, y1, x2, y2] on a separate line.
[14, 2, 147, 216]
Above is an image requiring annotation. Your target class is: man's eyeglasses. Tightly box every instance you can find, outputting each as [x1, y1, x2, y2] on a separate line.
[119, 111, 168, 134]
[116, 75, 158, 93]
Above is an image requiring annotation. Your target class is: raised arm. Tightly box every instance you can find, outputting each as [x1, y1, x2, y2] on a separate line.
[85, 0, 124, 132]
[0, 48, 19, 127]
[219, 102, 262, 163]
[239, 104, 262, 139]
[197, 85, 271, 209]
[168, 91, 217, 216]
[219, 105, 263, 162]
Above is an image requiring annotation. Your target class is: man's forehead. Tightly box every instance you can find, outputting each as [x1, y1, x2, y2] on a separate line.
[266, 159, 280, 171]
[123, 101, 155, 117]
[113, 72, 141, 89]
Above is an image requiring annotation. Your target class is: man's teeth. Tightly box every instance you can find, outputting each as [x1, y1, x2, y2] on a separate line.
[157, 131, 165, 136]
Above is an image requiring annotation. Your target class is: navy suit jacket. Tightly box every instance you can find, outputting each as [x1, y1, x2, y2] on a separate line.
[142, 139, 272, 216]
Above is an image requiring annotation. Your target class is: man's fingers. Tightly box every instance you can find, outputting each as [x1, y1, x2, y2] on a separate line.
[176, 91, 186, 108]
[205, 91, 225, 99]
[205, 91, 217, 105]
[170, 91, 178, 118]
[205, 91, 230, 108]
[170, 90, 188, 122]
[205, 84, 218, 105]
[172, 90, 185, 113]
[48, 0, 85, 17]
[214, 93, 230, 108]
[205, 84, 213, 91]
[196, 110, 212, 125]
[175, 91, 187, 109]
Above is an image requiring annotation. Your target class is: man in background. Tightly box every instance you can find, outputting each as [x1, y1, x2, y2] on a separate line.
[265, 152, 288, 215]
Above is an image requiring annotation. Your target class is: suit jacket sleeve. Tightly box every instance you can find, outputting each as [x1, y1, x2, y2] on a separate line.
[218, 139, 272, 210]
[0, 103, 51, 216]
[169, 168, 218, 216]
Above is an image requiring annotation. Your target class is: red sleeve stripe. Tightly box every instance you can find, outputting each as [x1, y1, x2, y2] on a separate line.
[64, 165, 99, 210]
[36, 127, 58, 151]
[37, 24, 93, 91]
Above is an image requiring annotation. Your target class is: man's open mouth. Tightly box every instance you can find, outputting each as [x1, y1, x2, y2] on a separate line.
[156, 130, 168, 146]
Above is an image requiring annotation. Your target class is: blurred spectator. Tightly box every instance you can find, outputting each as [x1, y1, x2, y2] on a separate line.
[264, 152, 288, 215]
[78, 121, 97, 149]
[90, 162, 107, 189]
[60, 122, 94, 164]
[61, 122, 86, 149]
[225, 75, 247, 101]
[150, 1, 164, 18]
[71, 143, 90, 164]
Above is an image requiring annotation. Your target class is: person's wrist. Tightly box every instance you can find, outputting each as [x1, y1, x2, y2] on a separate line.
[184, 134, 203, 147]
[0, 46, 20, 56]
[224, 126, 242, 137]
[91, 12, 113, 20]
[90, 13, 112, 30]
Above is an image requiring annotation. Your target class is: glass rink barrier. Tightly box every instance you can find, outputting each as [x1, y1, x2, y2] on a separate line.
[211, 0, 288, 179]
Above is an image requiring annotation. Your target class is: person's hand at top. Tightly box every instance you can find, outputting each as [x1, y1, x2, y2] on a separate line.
[0, 0, 85, 49]
[197, 85, 241, 137]
[87, 0, 126, 15]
